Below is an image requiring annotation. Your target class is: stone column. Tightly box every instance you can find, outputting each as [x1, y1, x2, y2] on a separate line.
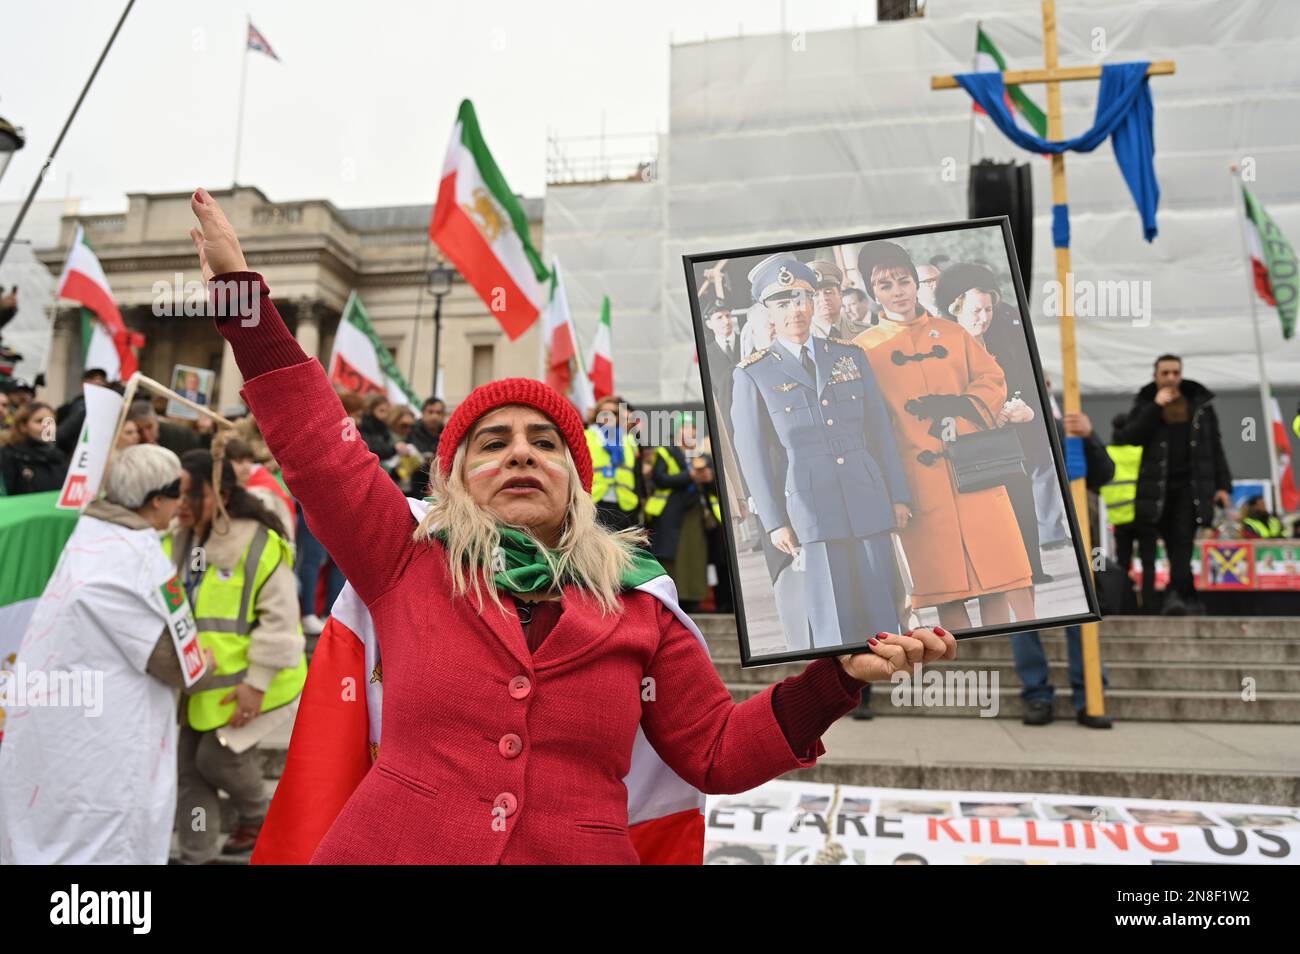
[294, 300, 322, 360]
[217, 339, 244, 413]
[42, 309, 75, 405]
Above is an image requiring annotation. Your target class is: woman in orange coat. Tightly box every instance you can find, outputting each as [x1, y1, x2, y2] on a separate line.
[851, 241, 1034, 631]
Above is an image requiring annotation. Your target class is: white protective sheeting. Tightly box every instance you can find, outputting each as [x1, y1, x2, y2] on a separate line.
[548, 0, 1300, 403]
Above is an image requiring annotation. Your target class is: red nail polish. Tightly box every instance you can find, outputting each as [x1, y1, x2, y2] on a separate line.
[904, 630, 914, 637]
[194, 190, 204, 204]
[935, 626, 948, 637]
[867, 638, 879, 646]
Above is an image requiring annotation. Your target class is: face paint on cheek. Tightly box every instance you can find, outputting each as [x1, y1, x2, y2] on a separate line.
[541, 457, 568, 479]
[467, 458, 502, 482]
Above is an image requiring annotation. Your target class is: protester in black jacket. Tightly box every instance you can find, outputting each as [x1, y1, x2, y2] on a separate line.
[358, 394, 398, 460]
[1, 402, 69, 495]
[1112, 355, 1231, 614]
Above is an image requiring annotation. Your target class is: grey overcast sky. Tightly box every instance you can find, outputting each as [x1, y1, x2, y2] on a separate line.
[0, 0, 876, 214]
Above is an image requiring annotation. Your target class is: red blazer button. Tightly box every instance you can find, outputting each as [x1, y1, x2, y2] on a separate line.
[499, 733, 523, 759]
[508, 676, 531, 699]
[494, 792, 518, 817]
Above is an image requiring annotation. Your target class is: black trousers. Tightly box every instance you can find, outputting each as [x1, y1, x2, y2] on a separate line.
[1004, 469, 1045, 578]
[1138, 481, 1197, 609]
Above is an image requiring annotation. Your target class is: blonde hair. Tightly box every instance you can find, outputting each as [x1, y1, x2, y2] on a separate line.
[414, 441, 648, 615]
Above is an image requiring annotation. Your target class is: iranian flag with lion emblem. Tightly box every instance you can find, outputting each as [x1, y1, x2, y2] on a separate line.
[430, 99, 550, 340]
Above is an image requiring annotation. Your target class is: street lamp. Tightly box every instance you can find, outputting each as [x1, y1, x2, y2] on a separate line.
[0, 116, 26, 187]
[428, 262, 454, 398]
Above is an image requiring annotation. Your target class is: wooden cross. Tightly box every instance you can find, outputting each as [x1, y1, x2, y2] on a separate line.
[931, 0, 1175, 718]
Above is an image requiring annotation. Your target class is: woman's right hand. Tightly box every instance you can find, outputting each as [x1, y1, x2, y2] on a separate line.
[189, 188, 248, 281]
[770, 526, 800, 556]
[997, 398, 1034, 426]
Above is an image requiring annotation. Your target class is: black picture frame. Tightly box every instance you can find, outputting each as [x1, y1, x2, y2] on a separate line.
[683, 216, 1102, 668]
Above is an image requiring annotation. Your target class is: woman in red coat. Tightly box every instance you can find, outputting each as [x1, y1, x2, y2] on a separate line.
[187, 188, 958, 864]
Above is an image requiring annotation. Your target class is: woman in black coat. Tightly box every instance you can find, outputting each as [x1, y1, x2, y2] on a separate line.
[1, 402, 69, 495]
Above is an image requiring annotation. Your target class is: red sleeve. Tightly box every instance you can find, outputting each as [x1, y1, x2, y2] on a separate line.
[771, 658, 865, 756]
[210, 271, 417, 604]
[639, 602, 856, 794]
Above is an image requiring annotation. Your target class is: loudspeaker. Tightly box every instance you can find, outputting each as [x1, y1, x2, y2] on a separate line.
[968, 160, 1034, 301]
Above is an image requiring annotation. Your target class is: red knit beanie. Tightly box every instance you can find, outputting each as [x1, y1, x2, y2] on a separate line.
[437, 378, 592, 493]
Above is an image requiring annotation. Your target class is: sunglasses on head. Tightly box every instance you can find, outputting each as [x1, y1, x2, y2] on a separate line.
[143, 478, 181, 503]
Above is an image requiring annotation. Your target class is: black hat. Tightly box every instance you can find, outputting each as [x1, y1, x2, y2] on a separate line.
[0, 377, 34, 395]
[934, 262, 1002, 320]
[856, 242, 918, 302]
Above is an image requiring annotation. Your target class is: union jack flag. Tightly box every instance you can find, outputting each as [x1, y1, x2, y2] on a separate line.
[247, 22, 280, 61]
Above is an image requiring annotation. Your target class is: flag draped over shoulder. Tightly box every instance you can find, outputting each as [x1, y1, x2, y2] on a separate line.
[1242, 184, 1298, 340]
[430, 100, 550, 341]
[252, 498, 706, 865]
[57, 226, 142, 380]
[326, 292, 419, 405]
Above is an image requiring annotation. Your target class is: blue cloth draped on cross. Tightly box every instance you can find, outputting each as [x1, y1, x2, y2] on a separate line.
[955, 61, 1160, 246]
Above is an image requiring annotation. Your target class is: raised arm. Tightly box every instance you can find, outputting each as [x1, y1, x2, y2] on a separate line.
[190, 188, 418, 604]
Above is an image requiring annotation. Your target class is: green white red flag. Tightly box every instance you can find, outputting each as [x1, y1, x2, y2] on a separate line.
[588, 296, 613, 401]
[1242, 184, 1298, 340]
[327, 291, 419, 405]
[57, 225, 142, 380]
[973, 25, 1047, 139]
[542, 263, 593, 416]
[1270, 395, 1299, 511]
[430, 100, 550, 341]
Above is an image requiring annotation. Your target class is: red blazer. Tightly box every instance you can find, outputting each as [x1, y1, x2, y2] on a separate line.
[240, 357, 828, 864]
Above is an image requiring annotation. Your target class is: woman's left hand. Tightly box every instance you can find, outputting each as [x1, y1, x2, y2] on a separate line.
[222, 683, 266, 728]
[839, 627, 956, 683]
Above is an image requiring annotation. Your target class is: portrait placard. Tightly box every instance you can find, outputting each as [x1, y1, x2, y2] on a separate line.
[685, 218, 1100, 665]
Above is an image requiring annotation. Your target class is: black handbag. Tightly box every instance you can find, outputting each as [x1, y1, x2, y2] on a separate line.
[944, 396, 1027, 494]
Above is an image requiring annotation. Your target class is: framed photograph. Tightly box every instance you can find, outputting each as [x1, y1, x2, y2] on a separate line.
[684, 217, 1101, 667]
[166, 364, 216, 420]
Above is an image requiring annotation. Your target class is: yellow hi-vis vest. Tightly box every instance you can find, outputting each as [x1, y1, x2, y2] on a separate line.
[644, 446, 680, 519]
[1101, 444, 1143, 526]
[1243, 514, 1283, 538]
[163, 525, 308, 732]
[586, 427, 640, 513]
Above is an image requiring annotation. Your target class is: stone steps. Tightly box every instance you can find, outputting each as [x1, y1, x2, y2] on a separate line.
[712, 657, 1300, 692]
[723, 682, 1300, 722]
[695, 615, 1300, 722]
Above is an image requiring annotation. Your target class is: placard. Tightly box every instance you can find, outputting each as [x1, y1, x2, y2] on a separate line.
[685, 218, 1100, 665]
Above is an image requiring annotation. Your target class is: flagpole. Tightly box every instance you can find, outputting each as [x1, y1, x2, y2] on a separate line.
[409, 241, 432, 387]
[1230, 163, 1281, 513]
[232, 15, 251, 187]
[0, 0, 135, 270]
[967, 20, 981, 170]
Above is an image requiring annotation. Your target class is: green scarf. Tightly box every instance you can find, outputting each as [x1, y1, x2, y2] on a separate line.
[428, 509, 666, 596]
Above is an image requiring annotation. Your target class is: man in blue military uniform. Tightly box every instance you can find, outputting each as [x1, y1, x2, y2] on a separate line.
[730, 254, 912, 652]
